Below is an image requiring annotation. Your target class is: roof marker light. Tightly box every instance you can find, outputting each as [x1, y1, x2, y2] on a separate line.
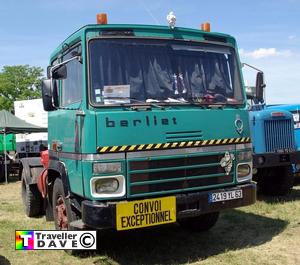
[97, 13, 108, 25]
[271, 112, 285, 117]
[201, 22, 211, 32]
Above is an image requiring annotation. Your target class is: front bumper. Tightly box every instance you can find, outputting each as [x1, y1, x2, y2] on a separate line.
[80, 182, 256, 230]
[253, 150, 300, 168]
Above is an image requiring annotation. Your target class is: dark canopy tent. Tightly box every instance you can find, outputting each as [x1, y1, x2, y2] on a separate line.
[0, 110, 47, 133]
[0, 110, 47, 183]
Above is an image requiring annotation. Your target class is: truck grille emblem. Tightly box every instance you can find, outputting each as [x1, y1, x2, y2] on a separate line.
[220, 152, 235, 175]
[235, 117, 244, 134]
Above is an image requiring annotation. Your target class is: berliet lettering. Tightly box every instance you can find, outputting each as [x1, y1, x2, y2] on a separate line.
[105, 116, 178, 128]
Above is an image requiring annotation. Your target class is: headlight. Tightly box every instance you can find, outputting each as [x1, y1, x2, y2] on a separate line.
[238, 151, 252, 161]
[237, 163, 252, 182]
[95, 178, 119, 193]
[238, 164, 251, 177]
[257, 156, 265, 165]
[93, 162, 122, 174]
[90, 175, 126, 198]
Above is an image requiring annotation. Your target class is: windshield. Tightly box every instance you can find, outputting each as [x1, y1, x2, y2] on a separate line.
[89, 38, 244, 106]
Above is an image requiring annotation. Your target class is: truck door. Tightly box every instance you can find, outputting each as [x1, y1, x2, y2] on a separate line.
[49, 44, 84, 196]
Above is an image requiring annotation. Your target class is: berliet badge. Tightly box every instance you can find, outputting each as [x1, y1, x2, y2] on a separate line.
[220, 152, 235, 175]
[235, 115, 243, 135]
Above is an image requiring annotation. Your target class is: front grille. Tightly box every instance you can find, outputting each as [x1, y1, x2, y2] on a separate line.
[264, 119, 295, 153]
[128, 152, 235, 197]
[165, 130, 203, 142]
[129, 154, 222, 171]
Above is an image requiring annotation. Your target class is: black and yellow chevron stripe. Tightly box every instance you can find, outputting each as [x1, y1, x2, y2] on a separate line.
[97, 137, 251, 154]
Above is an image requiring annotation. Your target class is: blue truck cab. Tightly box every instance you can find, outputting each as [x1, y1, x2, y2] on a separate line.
[267, 104, 300, 150]
[245, 66, 300, 195]
[267, 104, 300, 173]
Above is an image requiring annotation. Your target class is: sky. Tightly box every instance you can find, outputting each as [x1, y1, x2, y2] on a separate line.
[0, 0, 300, 104]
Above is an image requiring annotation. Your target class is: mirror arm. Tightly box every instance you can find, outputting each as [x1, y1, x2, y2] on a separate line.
[50, 56, 80, 78]
[241, 62, 264, 73]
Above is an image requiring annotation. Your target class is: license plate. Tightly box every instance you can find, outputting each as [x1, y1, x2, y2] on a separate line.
[116, 196, 176, 231]
[208, 189, 243, 203]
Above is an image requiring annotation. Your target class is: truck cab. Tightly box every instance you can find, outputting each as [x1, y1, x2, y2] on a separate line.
[21, 14, 256, 234]
[245, 66, 300, 195]
[267, 103, 300, 173]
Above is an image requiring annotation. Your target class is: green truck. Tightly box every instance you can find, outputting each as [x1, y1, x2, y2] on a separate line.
[20, 14, 256, 236]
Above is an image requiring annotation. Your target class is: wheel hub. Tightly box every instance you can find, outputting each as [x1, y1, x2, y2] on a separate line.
[56, 196, 68, 229]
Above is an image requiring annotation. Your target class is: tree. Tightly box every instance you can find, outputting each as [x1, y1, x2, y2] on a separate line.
[0, 65, 44, 111]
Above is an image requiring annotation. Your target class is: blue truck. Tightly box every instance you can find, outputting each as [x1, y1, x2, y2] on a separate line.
[245, 65, 300, 195]
[267, 104, 300, 173]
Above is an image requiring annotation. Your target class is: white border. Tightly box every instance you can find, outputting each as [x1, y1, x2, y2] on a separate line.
[236, 162, 253, 183]
[90, 175, 126, 198]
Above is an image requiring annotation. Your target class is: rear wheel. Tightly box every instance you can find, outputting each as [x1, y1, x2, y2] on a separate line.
[0, 164, 4, 182]
[257, 166, 294, 196]
[178, 212, 220, 232]
[21, 177, 43, 217]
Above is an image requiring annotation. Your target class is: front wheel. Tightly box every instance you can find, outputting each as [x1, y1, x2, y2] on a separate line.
[52, 178, 82, 255]
[178, 212, 220, 232]
[257, 166, 294, 196]
[52, 178, 79, 230]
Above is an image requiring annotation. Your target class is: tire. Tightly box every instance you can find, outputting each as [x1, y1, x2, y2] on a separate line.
[178, 212, 220, 232]
[0, 164, 5, 182]
[257, 165, 294, 196]
[52, 178, 79, 230]
[21, 178, 43, 217]
[52, 178, 82, 255]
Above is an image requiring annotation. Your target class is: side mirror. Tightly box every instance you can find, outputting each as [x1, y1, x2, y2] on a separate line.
[245, 86, 256, 100]
[41, 79, 58, 111]
[47, 66, 51, 79]
[52, 64, 67, 79]
[255, 72, 266, 103]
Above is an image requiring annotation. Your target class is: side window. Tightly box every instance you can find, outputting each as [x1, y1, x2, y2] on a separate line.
[50, 59, 60, 107]
[61, 46, 83, 106]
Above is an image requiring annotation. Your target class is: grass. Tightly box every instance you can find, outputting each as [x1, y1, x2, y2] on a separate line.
[0, 179, 300, 265]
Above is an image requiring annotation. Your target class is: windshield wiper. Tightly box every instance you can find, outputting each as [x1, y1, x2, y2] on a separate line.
[189, 94, 228, 104]
[103, 97, 166, 110]
[188, 96, 244, 109]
